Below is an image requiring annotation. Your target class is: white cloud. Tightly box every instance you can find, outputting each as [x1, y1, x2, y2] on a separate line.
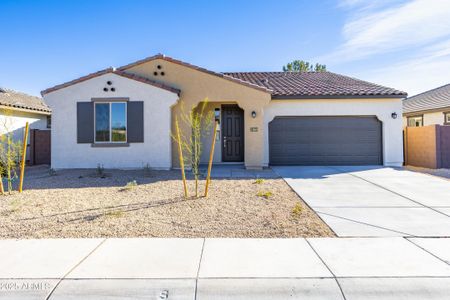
[321, 0, 450, 95]
[323, 0, 450, 62]
[362, 38, 450, 96]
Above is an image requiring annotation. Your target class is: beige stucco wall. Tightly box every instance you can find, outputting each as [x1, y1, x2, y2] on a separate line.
[264, 98, 404, 167]
[424, 112, 446, 125]
[125, 59, 271, 168]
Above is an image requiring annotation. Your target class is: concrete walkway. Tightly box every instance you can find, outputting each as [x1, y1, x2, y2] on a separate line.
[273, 166, 450, 237]
[1, 237, 450, 299]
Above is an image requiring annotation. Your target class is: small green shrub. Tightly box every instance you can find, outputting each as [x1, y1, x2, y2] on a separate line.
[122, 180, 137, 191]
[48, 168, 57, 176]
[143, 163, 153, 177]
[257, 191, 273, 199]
[104, 210, 124, 218]
[254, 178, 264, 184]
[9, 198, 20, 213]
[291, 203, 303, 217]
[96, 163, 105, 177]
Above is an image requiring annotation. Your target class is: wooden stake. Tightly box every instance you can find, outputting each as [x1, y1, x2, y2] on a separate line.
[18, 122, 29, 193]
[176, 117, 188, 198]
[204, 120, 218, 197]
[0, 174, 4, 195]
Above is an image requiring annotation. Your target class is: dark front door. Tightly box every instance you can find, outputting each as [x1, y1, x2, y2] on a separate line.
[222, 105, 244, 162]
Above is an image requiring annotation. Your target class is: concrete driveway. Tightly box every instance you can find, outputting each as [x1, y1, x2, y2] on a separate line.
[273, 166, 450, 237]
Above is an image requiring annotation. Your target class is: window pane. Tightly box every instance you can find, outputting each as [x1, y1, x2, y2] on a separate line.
[95, 103, 110, 142]
[408, 116, 422, 127]
[416, 117, 423, 127]
[111, 103, 127, 142]
[446, 113, 450, 123]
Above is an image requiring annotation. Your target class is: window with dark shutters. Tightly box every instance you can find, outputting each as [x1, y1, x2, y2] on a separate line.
[77, 100, 144, 145]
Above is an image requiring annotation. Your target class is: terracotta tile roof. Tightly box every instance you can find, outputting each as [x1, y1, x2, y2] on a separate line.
[41, 54, 407, 99]
[41, 67, 181, 96]
[118, 54, 273, 93]
[223, 72, 407, 98]
[403, 83, 450, 114]
[0, 88, 51, 113]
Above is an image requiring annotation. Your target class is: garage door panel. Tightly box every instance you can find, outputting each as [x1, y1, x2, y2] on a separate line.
[269, 116, 382, 166]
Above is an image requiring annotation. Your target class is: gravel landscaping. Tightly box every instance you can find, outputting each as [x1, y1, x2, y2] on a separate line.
[0, 166, 334, 238]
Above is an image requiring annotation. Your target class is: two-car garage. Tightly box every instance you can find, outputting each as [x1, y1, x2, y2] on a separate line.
[268, 116, 383, 166]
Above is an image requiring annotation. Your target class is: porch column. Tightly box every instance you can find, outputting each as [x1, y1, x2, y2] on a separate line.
[242, 106, 265, 169]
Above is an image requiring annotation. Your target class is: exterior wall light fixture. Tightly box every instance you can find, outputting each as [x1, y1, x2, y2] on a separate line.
[251, 111, 257, 118]
[391, 112, 398, 119]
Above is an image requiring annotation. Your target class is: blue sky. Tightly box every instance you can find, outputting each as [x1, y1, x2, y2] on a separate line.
[1, 0, 449, 97]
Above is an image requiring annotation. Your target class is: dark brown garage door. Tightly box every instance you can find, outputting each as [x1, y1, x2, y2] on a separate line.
[269, 116, 382, 165]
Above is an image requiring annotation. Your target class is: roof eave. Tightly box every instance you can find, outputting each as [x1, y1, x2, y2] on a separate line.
[403, 106, 450, 116]
[272, 94, 407, 100]
[41, 68, 181, 96]
[0, 104, 51, 115]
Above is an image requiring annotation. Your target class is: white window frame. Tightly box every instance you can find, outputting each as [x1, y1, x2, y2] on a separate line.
[94, 102, 127, 143]
[445, 112, 450, 124]
[407, 115, 423, 127]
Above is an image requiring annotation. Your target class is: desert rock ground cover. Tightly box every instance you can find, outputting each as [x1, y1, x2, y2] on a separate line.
[0, 166, 335, 238]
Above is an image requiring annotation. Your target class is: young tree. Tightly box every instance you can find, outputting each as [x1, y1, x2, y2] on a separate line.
[0, 108, 23, 194]
[173, 99, 214, 198]
[282, 60, 327, 72]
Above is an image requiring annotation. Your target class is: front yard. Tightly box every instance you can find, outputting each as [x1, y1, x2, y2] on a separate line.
[0, 166, 334, 238]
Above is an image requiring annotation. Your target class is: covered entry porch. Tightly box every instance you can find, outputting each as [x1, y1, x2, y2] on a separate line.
[198, 102, 245, 165]
[172, 96, 268, 169]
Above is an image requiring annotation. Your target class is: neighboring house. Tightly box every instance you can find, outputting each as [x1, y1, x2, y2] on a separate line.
[41, 54, 406, 169]
[0, 88, 51, 164]
[403, 83, 450, 127]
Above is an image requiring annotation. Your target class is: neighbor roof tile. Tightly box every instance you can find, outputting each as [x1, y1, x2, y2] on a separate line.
[0, 88, 51, 113]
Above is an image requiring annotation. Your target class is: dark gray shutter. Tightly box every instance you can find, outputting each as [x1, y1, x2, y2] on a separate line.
[127, 101, 144, 143]
[77, 102, 94, 143]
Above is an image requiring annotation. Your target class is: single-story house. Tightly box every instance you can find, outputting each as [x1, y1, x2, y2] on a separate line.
[403, 83, 450, 127]
[41, 54, 407, 169]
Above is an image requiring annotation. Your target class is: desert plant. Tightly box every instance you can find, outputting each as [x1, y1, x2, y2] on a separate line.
[172, 99, 214, 198]
[96, 163, 105, 177]
[104, 210, 124, 218]
[122, 180, 137, 191]
[143, 163, 153, 177]
[48, 168, 57, 176]
[254, 178, 264, 184]
[9, 198, 21, 213]
[0, 108, 23, 194]
[291, 202, 303, 217]
[257, 191, 273, 199]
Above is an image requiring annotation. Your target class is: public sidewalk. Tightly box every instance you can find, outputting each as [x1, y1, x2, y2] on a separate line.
[1, 237, 449, 299]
